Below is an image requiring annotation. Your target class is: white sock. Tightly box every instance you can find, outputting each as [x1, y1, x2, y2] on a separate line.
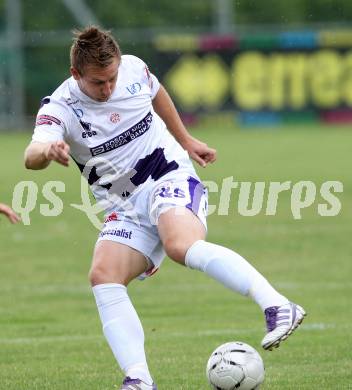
[185, 240, 288, 311]
[92, 283, 153, 385]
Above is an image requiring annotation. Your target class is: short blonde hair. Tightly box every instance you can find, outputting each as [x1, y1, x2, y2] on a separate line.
[70, 26, 121, 75]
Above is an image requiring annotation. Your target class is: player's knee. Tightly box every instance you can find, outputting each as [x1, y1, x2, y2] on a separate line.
[89, 264, 106, 286]
[88, 257, 137, 286]
[89, 262, 122, 286]
[163, 238, 188, 264]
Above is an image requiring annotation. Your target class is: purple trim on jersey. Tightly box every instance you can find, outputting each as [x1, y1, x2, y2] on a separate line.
[72, 149, 178, 197]
[186, 177, 204, 215]
[130, 148, 179, 186]
[40, 97, 50, 108]
[90, 112, 153, 156]
[71, 157, 111, 191]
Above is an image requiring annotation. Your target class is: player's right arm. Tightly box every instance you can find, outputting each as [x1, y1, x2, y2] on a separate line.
[25, 96, 71, 170]
[24, 140, 70, 170]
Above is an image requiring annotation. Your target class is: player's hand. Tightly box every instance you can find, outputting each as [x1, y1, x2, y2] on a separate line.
[182, 136, 217, 168]
[0, 203, 21, 224]
[44, 140, 70, 167]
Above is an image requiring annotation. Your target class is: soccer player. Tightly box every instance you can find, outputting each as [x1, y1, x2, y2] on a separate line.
[0, 203, 20, 224]
[24, 26, 305, 390]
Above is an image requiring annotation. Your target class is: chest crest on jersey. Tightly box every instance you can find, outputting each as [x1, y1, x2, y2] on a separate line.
[110, 112, 121, 124]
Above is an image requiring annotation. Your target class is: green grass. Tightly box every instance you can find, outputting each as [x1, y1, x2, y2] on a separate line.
[0, 124, 351, 389]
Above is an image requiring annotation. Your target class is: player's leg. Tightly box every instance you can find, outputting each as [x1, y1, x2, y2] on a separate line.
[90, 240, 156, 388]
[90, 240, 149, 285]
[157, 207, 305, 350]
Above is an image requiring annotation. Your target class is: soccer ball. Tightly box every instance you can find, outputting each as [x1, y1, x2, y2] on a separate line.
[206, 341, 265, 390]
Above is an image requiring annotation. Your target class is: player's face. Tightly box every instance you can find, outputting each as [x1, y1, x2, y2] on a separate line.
[71, 57, 120, 102]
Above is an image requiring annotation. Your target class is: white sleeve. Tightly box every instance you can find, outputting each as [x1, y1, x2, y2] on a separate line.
[123, 54, 161, 99]
[32, 98, 69, 143]
[135, 56, 160, 99]
[144, 65, 160, 99]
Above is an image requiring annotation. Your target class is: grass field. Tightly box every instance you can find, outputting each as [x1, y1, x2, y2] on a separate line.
[0, 124, 351, 389]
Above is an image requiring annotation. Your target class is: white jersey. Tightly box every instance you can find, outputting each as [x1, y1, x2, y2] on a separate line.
[32, 55, 197, 211]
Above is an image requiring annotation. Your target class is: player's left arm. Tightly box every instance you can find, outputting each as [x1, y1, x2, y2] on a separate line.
[152, 85, 217, 167]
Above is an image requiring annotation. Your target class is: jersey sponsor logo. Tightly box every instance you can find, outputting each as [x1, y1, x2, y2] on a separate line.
[126, 82, 142, 95]
[36, 114, 61, 126]
[73, 108, 84, 118]
[65, 98, 79, 106]
[110, 112, 120, 123]
[90, 112, 153, 156]
[64, 98, 84, 118]
[100, 228, 132, 239]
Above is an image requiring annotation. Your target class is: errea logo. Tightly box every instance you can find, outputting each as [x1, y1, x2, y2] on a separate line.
[80, 120, 97, 138]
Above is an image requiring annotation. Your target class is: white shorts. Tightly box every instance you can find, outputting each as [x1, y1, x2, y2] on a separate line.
[97, 173, 208, 279]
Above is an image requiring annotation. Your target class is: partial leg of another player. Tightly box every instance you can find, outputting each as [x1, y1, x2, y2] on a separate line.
[90, 240, 157, 389]
[157, 207, 306, 351]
